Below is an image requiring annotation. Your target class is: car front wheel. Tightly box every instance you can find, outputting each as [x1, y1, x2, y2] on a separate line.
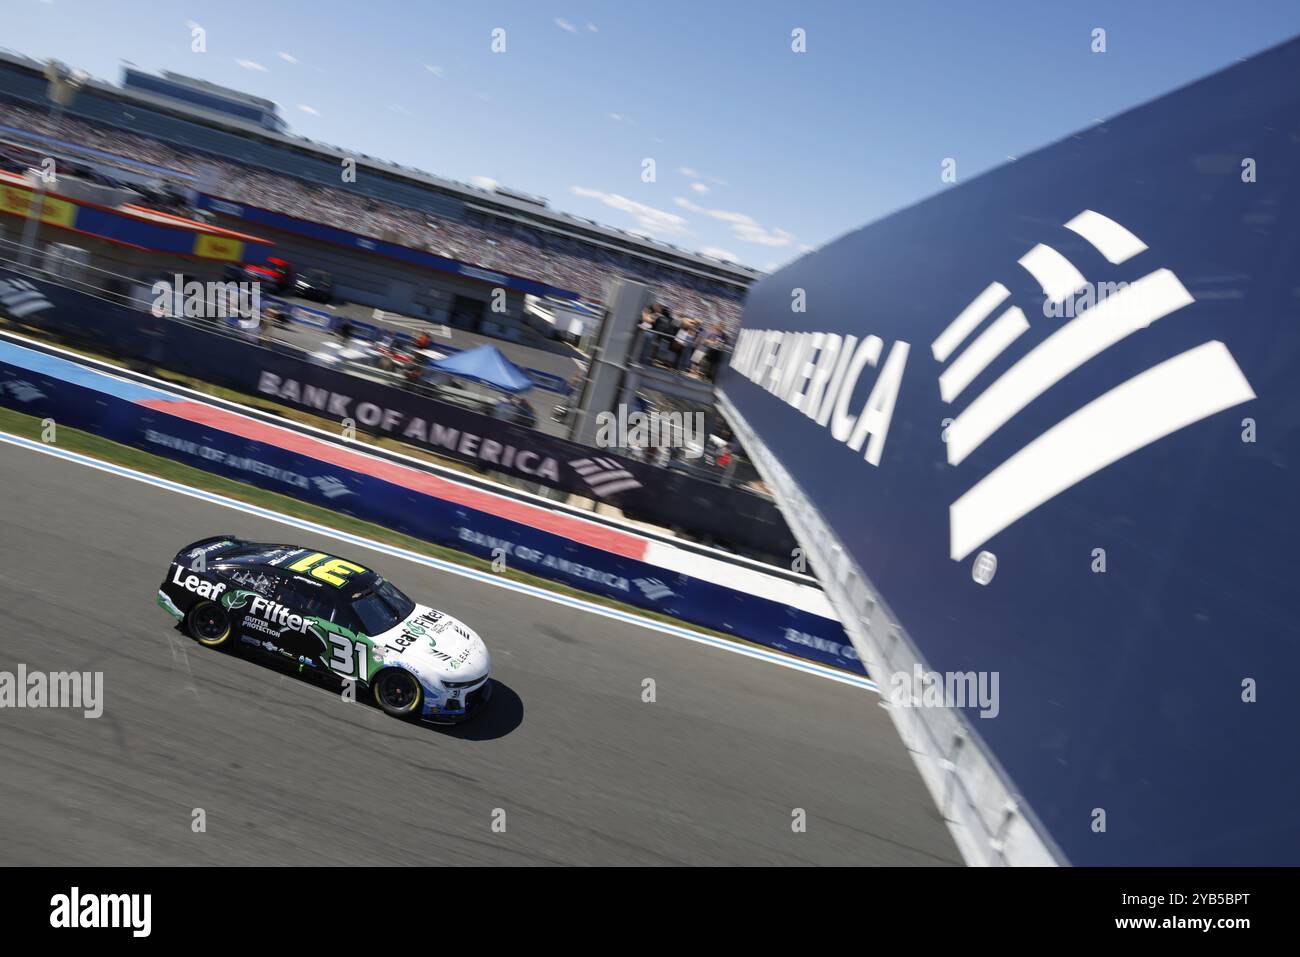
[186, 600, 233, 648]
[372, 668, 423, 718]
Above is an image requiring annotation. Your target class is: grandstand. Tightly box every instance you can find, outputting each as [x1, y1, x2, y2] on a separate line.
[0, 51, 754, 329]
[121, 68, 287, 133]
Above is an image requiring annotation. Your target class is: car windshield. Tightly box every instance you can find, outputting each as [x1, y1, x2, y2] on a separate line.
[349, 578, 415, 636]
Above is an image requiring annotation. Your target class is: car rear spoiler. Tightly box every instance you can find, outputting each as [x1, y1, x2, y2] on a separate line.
[174, 535, 243, 563]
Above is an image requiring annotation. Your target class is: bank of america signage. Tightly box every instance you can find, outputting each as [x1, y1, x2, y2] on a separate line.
[729, 209, 1255, 569]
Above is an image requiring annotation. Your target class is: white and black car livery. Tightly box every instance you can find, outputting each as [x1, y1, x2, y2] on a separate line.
[156, 536, 492, 722]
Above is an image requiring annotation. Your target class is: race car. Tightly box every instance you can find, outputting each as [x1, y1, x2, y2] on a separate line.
[156, 536, 492, 723]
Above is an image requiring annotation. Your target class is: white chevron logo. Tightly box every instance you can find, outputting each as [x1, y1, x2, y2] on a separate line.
[0, 278, 53, 319]
[568, 457, 642, 498]
[310, 475, 354, 499]
[633, 577, 676, 600]
[932, 209, 1255, 562]
[2, 379, 46, 403]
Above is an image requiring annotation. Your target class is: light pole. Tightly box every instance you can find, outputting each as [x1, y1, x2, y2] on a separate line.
[16, 60, 84, 270]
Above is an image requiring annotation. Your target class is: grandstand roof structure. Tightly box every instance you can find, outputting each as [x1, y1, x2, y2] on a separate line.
[0, 168, 270, 262]
[0, 50, 759, 290]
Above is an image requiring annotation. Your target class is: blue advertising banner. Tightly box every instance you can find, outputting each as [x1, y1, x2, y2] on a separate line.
[718, 38, 1300, 863]
[0, 267, 795, 558]
[0, 346, 858, 674]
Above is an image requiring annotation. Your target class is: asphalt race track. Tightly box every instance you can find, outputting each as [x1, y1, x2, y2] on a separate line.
[0, 443, 960, 865]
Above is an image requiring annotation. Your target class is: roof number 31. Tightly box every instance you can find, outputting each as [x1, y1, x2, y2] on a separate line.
[288, 552, 367, 587]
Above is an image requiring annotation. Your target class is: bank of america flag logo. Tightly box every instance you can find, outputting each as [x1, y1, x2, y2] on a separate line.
[2, 378, 45, 403]
[568, 457, 642, 498]
[633, 577, 677, 600]
[933, 209, 1255, 563]
[0, 278, 53, 319]
[310, 475, 354, 499]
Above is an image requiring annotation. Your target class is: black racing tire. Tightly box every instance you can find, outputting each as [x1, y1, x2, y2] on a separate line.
[372, 668, 423, 718]
[186, 600, 233, 648]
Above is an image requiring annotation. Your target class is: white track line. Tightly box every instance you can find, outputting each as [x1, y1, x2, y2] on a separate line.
[0, 429, 876, 691]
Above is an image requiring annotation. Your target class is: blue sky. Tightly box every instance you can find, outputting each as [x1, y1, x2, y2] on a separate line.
[9, 0, 1300, 269]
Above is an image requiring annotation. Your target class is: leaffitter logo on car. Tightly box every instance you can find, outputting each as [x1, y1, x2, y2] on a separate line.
[171, 565, 227, 599]
[390, 610, 453, 659]
[932, 209, 1255, 564]
[49, 887, 150, 937]
[222, 591, 313, 635]
[0, 277, 53, 319]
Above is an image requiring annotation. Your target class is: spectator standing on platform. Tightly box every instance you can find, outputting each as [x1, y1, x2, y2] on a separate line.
[699, 326, 726, 380]
[675, 318, 698, 371]
[637, 305, 657, 364]
[652, 306, 675, 365]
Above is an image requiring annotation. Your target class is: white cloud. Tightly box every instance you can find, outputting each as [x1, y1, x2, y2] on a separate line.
[674, 197, 794, 247]
[235, 59, 268, 72]
[472, 176, 499, 190]
[570, 186, 689, 236]
[388, 105, 413, 116]
[587, 23, 599, 32]
[277, 52, 298, 64]
[297, 104, 321, 116]
[689, 182, 710, 194]
[679, 166, 729, 189]
[608, 112, 622, 121]
[700, 246, 739, 263]
[424, 64, 444, 77]
[555, 17, 578, 33]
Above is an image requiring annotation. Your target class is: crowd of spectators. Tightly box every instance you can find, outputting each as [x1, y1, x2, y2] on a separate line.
[636, 302, 730, 381]
[0, 100, 746, 329]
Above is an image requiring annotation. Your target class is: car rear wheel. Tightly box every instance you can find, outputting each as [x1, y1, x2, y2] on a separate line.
[372, 668, 423, 718]
[187, 600, 233, 648]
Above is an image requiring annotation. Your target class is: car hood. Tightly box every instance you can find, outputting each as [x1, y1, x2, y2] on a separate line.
[370, 604, 490, 684]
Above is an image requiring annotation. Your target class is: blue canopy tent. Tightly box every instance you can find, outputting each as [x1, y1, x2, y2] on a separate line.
[426, 345, 534, 394]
